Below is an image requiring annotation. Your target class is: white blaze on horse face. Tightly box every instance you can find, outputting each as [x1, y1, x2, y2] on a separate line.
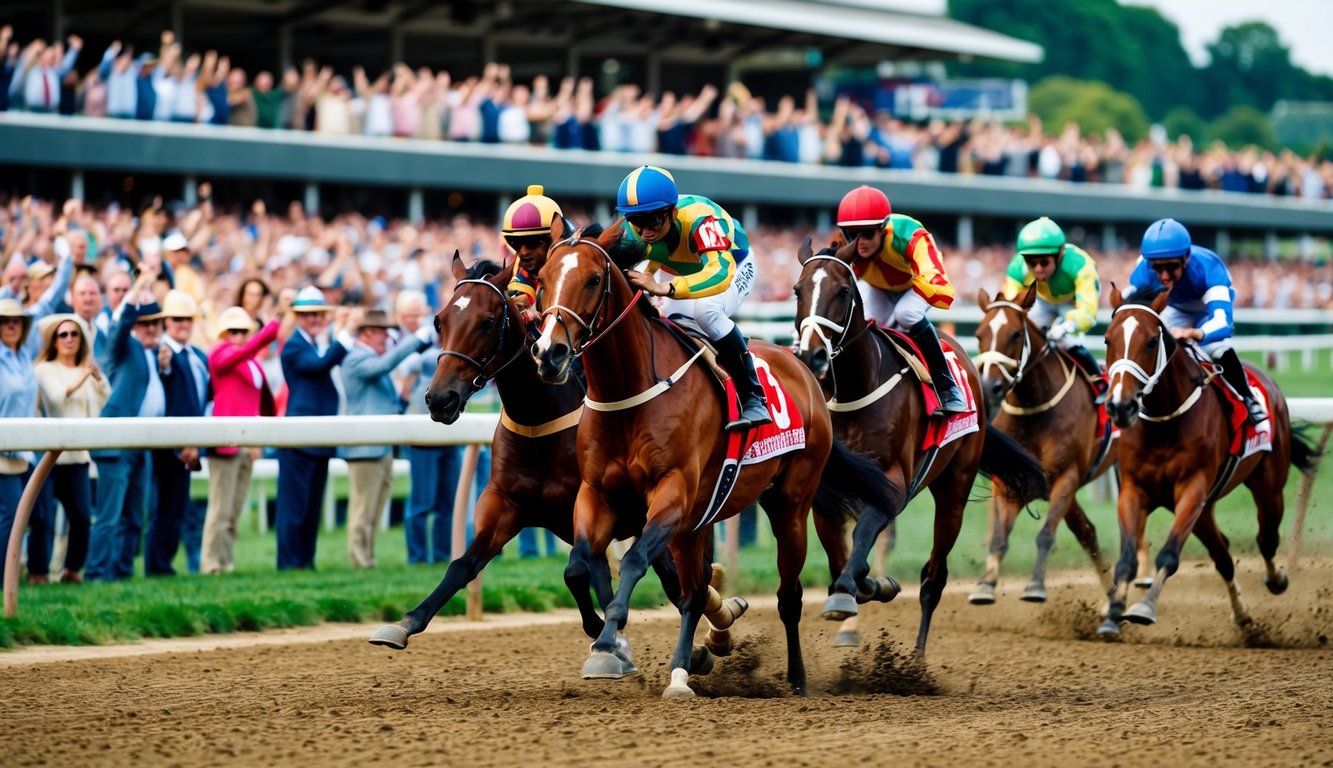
[452, 295, 471, 312]
[534, 314, 558, 355]
[797, 267, 828, 353]
[1111, 316, 1141, 405]
[553, 252, 580, 308]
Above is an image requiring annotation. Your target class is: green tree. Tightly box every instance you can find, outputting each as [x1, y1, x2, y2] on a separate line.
[1209, 105, 1276, 149]
[1162, 106, 1209, 144]
[1029, 77, 1150, 143]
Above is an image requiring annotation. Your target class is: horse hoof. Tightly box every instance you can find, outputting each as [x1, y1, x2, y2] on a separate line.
[1123, 602, 1157, 625]
[1020, 584, 1047, 603]
[581, 651, 631, 680]
[1132, 577, 1154, 589]
[833, 630, 861, 648]
[1264, 570, 1289, 595]
[1096, 619, 1121, 637]
[967, 584, 996, 605]
[662, 668, 696, 699]
[368, 624, 409, 650]
[690, 644, 716, 676]
[858, 575, 900, 604]
[821, 592, 859, 621]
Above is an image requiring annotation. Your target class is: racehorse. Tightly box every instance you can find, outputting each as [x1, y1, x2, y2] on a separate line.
[793, 240, 1048, 654]
[532, 220, 902, 697]
[969, 285, 1118, 604]
[1099, 287, 1320, 636]
[369, 256, 681, 675]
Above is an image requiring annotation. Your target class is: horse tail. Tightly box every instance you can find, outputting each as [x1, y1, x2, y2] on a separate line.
[1289, 422, 1324, 477]
[980, 425, 1050, 505]
[813, 438, 905, 523]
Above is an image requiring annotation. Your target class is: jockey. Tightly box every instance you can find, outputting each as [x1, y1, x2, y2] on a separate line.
[836, 185, 968, 415]
[503, 184, 564, 325]
[616, 165, 771, 432]
[1127, 218, 1265, 424]
[1004, 216, 1108, 403]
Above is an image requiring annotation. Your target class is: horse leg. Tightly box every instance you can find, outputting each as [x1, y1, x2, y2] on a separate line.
[768, 491, 813, 695]
[915, 480, 967, 656]
[811, 506, 862, 646]
[585, 511, 679, 678]
[1099, 483, 1148, 636]
[662, 533, 714, 699]
[1022, 469, 1082, 602]
[1063, 497, 1111, 593]
[1189, 506, 1254, 628]
[874, 520, 896, 574]
[822, 503, 892, 621]
[1125, 475, 1211, 626]
[969, 493, 1019, 605]
[370, 488, 520, 649]
[1247, 455, 1290, 595]
[1133, 510, 1154, 589]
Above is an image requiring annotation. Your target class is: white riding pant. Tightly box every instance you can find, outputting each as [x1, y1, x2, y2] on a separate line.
[658, 255, 757, 341]
[860, 284, 931, 329]
[1161, 305, 1233, 358]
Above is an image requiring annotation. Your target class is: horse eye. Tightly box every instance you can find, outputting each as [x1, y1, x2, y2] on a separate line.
[479, 317, 494, 332]
[433, 316, 442, 333]
[1147, 335, 1159, 349]
[1009, 330, 1022, 343]
[585, 274, 602, 288]
[836, 286, 850, 299]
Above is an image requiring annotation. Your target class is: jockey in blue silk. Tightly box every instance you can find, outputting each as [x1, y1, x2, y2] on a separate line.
[1127, 218, 1265, 423]
[616, 165, 771, 431]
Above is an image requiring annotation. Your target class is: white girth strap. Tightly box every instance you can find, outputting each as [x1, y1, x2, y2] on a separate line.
[584, 347, 706, 412]
[828, 369, 907, 412]
[500, 405, 585, 437]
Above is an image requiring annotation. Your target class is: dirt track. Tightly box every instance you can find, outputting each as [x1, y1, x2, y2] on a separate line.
[4, 558, 1331, 768]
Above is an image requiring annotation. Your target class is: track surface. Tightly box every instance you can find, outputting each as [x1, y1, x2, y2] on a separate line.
[5, 558, 1331, 767]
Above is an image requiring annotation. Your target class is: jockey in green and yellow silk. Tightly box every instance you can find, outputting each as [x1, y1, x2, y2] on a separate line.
[1004, 216, 1108, 402]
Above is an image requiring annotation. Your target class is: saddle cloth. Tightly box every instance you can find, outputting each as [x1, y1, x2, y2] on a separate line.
[880, 328, 980, 451]
[1217, 369, 1274, 460]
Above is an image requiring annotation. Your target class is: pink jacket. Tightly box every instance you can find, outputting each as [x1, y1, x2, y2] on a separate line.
[208, 320, 279, 456]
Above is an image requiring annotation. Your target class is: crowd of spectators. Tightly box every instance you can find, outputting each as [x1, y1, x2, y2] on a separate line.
[3, 25, 1332, 203]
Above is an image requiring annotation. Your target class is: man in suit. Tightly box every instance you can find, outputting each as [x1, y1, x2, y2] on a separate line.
[146, 290, 211, 576]
[276, 286, 348, 570]
[85, 265, 164, 582]
[340, 308, 433, 567]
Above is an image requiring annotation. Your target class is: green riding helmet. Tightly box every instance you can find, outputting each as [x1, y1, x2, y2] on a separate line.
[1017, 217, 1066, 258]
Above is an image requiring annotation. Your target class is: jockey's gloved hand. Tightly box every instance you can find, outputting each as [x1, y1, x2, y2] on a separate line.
[1048, 320, 1076, 343]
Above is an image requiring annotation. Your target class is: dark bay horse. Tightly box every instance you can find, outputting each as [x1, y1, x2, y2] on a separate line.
[368, 256, 680, 677]
[793, 240, 1048, 654]
[1099, 288, 1320, 636]
[532, 221, 901, 697]
[969, 285, 1118, 604]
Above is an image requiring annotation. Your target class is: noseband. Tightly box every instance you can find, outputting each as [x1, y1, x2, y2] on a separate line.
[1106, 303, 1171, 396]
[796, 254, 872, 358]
[973, 300, 1037, 389]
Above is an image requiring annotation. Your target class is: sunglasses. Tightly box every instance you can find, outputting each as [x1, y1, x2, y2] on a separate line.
[627, 210, 671, 230]
[505, 235, 550, 252]
[0, 317, 23, 326]
[1023, 255, 1055, 267]
[56, 330, 81, 339]
[1152, 261, 1184, 274]
[839, 226, 879, 243]
[166, 316, 193, 323]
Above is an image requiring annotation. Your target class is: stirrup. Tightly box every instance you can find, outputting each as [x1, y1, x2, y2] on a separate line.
[933, 387, 970, 415]
[1243, 398, 1266, 424]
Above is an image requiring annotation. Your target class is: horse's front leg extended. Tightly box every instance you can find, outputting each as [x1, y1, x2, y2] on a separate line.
[1100, 483, 1148, 636]
[822, 503, 891, 621]
[1126, 475, 1210, 626]
[1024, 468, 1083, 603]
[565, 482, 617, 642]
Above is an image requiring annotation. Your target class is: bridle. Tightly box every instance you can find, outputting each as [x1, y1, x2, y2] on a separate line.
[437, 277, 527, 395]
[973, 300, 1039, 390]
[537, 235, 642, 357]
[1105, 303, 1172, 397]
[796, 254, 875, 359]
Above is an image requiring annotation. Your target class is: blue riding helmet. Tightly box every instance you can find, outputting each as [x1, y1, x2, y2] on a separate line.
[1140, 218, 1192, 261]
[616, 165, 679, 214]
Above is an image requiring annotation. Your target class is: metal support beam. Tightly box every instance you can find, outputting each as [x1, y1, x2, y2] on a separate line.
[957, 215, 974, 251]
[408, 187, 424, 223]
[1102, 222, 1117, 253]
[70, 171, 84, 202]
[304, 182, 320, 216]
[1216, 229, 1231, 259]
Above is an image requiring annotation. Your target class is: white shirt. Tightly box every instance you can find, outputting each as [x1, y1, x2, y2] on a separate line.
[138, 346, 166, 418]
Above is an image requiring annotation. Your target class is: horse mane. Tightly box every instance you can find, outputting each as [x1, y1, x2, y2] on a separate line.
[468, 259, 504, 281]
[1121, 285, 1166, 308]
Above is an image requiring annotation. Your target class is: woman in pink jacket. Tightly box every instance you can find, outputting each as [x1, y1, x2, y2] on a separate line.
[202, 291, 294, 573]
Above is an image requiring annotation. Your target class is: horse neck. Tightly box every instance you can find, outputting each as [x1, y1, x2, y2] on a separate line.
[1138, 338, 1208, 420]
[829, 303, 893, 401]
[494, 310, 583, 423]
[1007, 323, 1070, 408]
[578, 273, 662, 404]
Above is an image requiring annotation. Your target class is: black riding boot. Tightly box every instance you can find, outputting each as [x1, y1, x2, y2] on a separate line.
[907, 318, 969, 415]
[714, 326, 772, 432]
[1216, 348, 1266, 423]
[1066, 344, 1109, 404]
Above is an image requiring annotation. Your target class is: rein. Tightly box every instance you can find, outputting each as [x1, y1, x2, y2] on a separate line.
[1107, 303, 1204, 422]
[972, 300, 1035, 389]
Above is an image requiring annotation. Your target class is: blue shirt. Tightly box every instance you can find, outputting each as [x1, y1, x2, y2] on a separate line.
[1129, 245, 1236, 345]
[137, 346, 166, 418]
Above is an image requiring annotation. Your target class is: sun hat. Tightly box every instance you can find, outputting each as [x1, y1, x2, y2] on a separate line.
[216, 306, 259, 338]
[292, 286, 332, 313]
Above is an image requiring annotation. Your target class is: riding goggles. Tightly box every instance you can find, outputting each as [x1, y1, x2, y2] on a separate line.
[505, 234, 551, 252]
[839, 225, 879, 243]
[626, 209, 672, 231]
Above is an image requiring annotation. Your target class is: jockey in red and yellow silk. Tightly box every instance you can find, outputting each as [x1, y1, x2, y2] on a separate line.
[501, 184, 564, 323]
[836, 185, 967, 415]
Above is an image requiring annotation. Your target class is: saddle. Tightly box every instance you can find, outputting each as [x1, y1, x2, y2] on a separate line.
[876, 326, 979, 452]
[659, 315, 729, 384]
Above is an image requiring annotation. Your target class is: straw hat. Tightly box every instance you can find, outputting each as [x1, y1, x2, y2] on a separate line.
[355, 309, 397, 333]
[0, 298, 32, 347]
[159, 289, 200, 319]
[135, 301, 165, 322]
[37, 314, 90, 364]
[292, 286, 332, 313]
[216, 306, 258, 339]
[162, 232, 190, 252]
[25, 261, 56, 281]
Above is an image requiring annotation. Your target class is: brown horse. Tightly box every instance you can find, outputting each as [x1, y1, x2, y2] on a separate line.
[532, 221, 901, 697]
[368, 256, 680, 677]
[968, 285, 1117, 604]
[793, 240, 1048, 654]
[1099, 287, 1321, 637]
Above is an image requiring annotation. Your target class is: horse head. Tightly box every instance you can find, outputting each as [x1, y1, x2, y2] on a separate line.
[424, 252, 514, 424]
[793, 236, 862, 379]
[973, 284, 1041, 419]
[1104, 285, 1175, 428]
[531, 216, 628, 384]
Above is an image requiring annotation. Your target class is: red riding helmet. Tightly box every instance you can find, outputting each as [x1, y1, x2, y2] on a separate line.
[836, 185, 891, 228]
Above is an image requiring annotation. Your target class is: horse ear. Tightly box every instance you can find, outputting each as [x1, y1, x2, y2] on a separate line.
[976, 288, 990, 311]
[1020, 283, 1038, 309]
[797, 235, 814, 265]
[1151, 287, 1170, 314]
[549, 215, 566, 243]
[451, 250, 467, 281]
[1109, 281, 1123, 310]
